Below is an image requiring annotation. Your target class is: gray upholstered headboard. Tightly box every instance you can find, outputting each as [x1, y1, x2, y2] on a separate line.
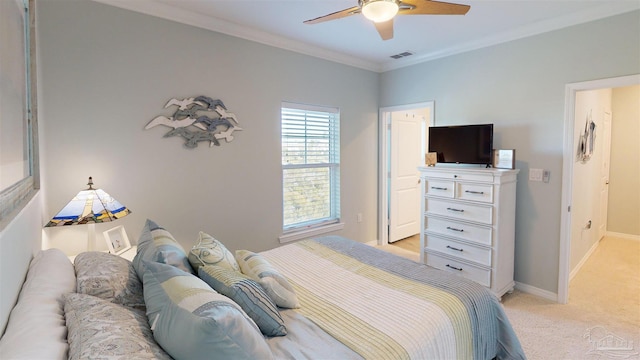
[0, 196, 44, 335]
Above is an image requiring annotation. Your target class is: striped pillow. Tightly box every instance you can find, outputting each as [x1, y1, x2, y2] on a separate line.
[198, 265, 286, 337]
[133, 219, 194, 279]
[235, 250, 300, 309]
[188, 232, 240, 273]
[142, 261, 272, 360]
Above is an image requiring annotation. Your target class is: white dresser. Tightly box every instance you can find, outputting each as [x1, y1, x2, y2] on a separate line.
[419, 166, 519, 299]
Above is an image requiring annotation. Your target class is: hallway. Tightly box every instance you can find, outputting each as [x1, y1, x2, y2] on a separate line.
[503, 235, 640, 359]
[569, 236, 640, 327]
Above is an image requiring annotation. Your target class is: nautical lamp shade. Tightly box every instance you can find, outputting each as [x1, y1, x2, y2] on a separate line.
[45, 178, 131, 227]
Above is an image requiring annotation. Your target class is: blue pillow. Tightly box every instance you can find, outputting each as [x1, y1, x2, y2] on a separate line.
[198, 265, 286, 337]
[132, 219, 194, 279]
[142, 261, 273, 360]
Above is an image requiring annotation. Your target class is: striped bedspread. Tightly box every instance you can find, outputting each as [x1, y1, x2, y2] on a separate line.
[261, 236, 525, 360]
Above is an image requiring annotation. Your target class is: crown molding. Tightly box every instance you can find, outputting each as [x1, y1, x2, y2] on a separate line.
[91, 0, 383, 72]
[92, 0, 638, 73]
[380, 2, 640, 72]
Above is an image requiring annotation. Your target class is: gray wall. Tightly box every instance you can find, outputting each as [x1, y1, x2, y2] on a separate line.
[380, 11, 640, 293]
[37, 1, 379, 253]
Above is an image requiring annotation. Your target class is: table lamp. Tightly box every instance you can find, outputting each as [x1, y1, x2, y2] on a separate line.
[45, 177, 131, 251]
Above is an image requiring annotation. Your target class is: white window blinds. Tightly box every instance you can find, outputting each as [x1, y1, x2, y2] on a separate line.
[281, 102, 340, 232]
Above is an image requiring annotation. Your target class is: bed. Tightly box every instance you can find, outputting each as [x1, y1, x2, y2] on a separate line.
[0, 219, 525, 360]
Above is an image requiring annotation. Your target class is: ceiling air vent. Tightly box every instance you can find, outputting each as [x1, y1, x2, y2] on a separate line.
[390, 51, 414, 59]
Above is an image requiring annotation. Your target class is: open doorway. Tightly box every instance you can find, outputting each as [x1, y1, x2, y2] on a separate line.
[558, 74, 640, 304]
[378, 102, 434, 246]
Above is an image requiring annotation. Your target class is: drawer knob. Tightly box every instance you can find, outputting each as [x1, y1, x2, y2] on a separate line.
[446, 245, 464, 252]
[446, 264, 463, 271]
[465, 190, 484, 195]
[446, 207, 464, 213]
[431, 186, 448, 190]
[446, 226, 464, 232]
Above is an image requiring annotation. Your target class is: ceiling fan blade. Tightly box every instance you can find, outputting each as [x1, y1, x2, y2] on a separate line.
[374, 19, 394, 41]
[304, 6, 361, 24]
[399, 0, 470, 15]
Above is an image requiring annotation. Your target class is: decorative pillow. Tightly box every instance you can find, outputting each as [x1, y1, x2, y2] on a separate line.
[0, 249, 75, 360]
[188, 231, 240, 273]
[198, 265, 287, 337]
[64, 293, 171, 360]
[235, 250, 300, 309]
[142, 261, 273, 360]
[74, 251, 144, 309]
[132, 219, 194, 280]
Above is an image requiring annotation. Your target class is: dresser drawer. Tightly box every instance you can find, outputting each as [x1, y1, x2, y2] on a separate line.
[425, 252, 491, 287]
[424, 217, 492, 246]
[457, 183, 493, 203]
[453, 172, 494, 183]
[425, 179, 454, 198]
[424, 235, 491, 267]
[425, 198, 493, 225]
[423, 171, 494, 183]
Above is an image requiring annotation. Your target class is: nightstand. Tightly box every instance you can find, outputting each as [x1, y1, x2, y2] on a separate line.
[118, 246, 137, 261]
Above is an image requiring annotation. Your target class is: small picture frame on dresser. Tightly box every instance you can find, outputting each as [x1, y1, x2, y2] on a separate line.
[493, 149, 516, 169]
[103, 225, 131, 255]
[425, 152, 437, 166]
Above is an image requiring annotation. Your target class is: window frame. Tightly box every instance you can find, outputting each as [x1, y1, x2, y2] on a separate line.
[0, 0, 40, 231]
[279, 102, 343, 243]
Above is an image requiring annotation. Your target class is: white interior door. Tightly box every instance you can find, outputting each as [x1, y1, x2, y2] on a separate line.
[389, 111, 423, 242]
[599, 110, 612, 240]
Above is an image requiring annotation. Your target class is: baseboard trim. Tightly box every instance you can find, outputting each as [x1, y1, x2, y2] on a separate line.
[569, 238, 602, 281]
[515, 282, 558, 302]
[606, 231, 640, 241]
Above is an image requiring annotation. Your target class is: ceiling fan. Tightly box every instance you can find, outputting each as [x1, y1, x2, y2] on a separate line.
[304, 0, 470, 41]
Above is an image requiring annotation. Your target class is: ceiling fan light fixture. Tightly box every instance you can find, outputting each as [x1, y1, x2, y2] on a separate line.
[360, 0, 399, 23]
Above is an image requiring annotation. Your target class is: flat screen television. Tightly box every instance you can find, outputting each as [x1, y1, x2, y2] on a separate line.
[428, 124, 493, 166]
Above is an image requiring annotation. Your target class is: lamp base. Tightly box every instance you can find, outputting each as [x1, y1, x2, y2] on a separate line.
[87, 223, 96, 251]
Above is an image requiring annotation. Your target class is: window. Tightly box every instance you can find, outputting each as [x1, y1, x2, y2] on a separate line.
[280, 102, 341, 242]
[0, 0, 39, 231]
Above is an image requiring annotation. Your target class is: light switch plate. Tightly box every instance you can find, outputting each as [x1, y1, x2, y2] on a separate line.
[530, 168, 543, 182]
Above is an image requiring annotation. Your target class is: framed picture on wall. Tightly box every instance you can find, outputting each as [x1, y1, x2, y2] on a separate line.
[103, 225, 131, 255]
[493, 149, 516, 169]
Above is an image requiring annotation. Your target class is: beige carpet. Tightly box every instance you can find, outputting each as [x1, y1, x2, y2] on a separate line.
[375, 236, 640, 359]
[374, 244, 421, 262]
[502, 236, 640, 359]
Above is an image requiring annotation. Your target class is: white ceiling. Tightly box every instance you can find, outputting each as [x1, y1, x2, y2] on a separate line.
[94, 0, 640, 72]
